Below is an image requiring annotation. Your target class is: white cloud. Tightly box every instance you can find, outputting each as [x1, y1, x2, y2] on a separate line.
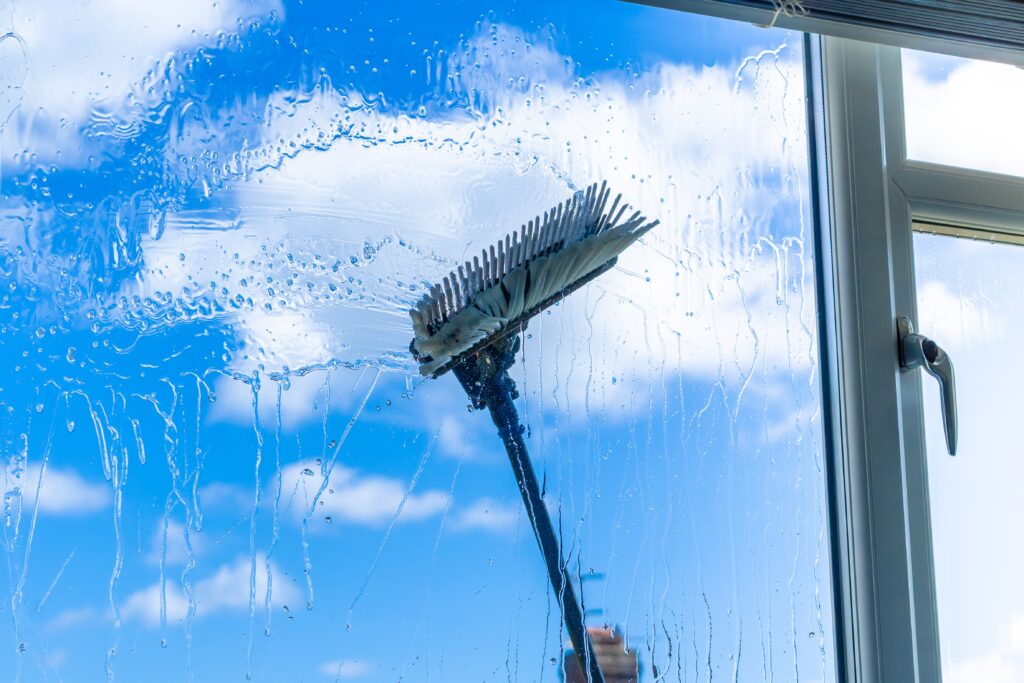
[205, 360, 381, 428]
[903, 51, 1024, 177]
[45, 649, 67, 670]
[944, 613, 1024, 683]
[121, 581, 191, 627]
[913, 241, 1024, 683]
[146, 519, 205, 567]
[10, 0, 281, 121]
[916, 279, 1006, 351]
[437, 415, 467, 456]
[319, 659, 372, 679]
[48, 606, 100, 631]
[2, 463, 109, 515]
[118, 24, 811, 409]
[198, 480, 252, 511]
[319, 659, 373, 679]
[2, 0, 283, 173]
[451, 498, 519, 533]
[283, 462, 449, 527]
[121, 553, 299, 626]
[237, 308, 340, 374]
[946, 652, 1016, 683]
[1010, 615, 1024, 654]
[435, 412, 498, 462]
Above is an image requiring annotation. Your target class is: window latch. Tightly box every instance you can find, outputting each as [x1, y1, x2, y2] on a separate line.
[898, 316, 958, 456]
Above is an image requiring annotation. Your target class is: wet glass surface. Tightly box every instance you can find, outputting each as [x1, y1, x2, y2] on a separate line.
[0, 1, 833, 680]
[915, 233, 1024, 683]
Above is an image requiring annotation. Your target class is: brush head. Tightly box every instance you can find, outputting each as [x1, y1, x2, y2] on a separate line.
[409, 181, 659, 378]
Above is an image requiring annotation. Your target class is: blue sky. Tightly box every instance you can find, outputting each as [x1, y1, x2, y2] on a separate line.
[0, 1, 835, 681]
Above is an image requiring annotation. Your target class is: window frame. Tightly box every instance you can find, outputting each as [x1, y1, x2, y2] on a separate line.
[811, 34, 1024, 683]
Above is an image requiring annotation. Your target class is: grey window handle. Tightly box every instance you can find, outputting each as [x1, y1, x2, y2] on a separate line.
[898, 316, 958, 456]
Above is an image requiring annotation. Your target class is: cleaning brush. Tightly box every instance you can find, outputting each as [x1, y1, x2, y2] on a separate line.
[410, 181, 658, 682]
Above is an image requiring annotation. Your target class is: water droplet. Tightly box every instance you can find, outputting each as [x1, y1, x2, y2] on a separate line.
[362, 241, 377, 261]
[66, 346, 77, 363]
[301, 468, 314, 476]
[324, 516, 332, 524]
[34, 403, 44, 414]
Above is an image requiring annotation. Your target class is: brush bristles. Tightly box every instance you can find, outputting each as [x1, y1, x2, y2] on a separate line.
[410, 180, 659, 376]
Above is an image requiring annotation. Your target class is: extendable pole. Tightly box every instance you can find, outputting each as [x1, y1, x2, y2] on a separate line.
[453, 337, 605, 683]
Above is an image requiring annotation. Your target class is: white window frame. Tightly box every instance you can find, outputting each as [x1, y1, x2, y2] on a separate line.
[632, 4, 1024, 678]
[812, 34, 1024, 683]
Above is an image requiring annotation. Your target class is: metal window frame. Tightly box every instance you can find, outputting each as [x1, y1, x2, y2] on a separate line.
[629, 0, 1024, 66]
[813, 34, 1024, 683]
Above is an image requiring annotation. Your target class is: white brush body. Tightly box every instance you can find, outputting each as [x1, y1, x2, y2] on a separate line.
[410, 181, 658, 376]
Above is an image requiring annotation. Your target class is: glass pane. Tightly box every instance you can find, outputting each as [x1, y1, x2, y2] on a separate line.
[914, 232, 1024, 682]
[0, 1, 834, 680]
[902, 49, 1024, 177]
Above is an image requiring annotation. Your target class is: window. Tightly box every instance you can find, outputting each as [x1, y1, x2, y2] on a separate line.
[902, 50, 1024, 178]
[0, 1, 835, 681]
[814, 37, 1024, 683]
[914, 232, 1024, 682]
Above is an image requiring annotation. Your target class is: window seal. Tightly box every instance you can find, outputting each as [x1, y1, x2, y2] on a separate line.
[912, 221, 1024, 248]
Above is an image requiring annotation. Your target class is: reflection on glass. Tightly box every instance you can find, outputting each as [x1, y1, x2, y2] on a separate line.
[902, 49, 1024, 177]
[915, 233, 1024, 683]
[0, 1, 833, 680]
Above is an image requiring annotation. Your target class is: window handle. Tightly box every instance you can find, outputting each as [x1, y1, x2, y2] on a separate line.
[898, 316, 958, 456]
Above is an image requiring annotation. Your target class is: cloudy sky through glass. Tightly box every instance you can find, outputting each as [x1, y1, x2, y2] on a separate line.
[1, 1, 835, 681]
